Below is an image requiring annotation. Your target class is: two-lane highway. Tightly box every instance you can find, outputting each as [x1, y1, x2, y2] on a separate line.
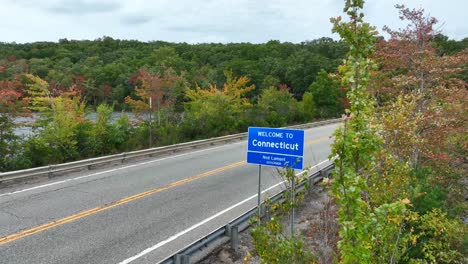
[0, 123, 339, 263]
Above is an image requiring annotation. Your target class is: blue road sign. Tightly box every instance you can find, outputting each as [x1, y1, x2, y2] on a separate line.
[247, 127, 305, 170]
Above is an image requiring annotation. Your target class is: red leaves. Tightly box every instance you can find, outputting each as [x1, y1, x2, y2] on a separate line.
[134, 68, 179, 107]
[374, 5, 467, 174]
[6, 55, 16, 62]
[125, 67, 181, 118]
[0, 84, 21, 98]
[387, 5, 438, 43]
[279, 83, 289, 91]
[377, 5, 439, 77]
[71, 75, 87, 97]
[0, 76, 25, 115]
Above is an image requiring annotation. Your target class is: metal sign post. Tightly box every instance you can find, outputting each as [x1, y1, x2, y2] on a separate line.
[291, 177, 295, 237]
[257, 165, 262, 223]
[149, 97, 153, 148]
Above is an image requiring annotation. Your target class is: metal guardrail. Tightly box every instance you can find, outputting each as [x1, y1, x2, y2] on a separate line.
[160, 162, 336, 264]
[0, 119, 340, 184]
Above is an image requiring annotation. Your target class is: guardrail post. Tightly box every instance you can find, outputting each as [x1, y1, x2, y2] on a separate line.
[172, 146, 179, 153]
[230, 225, 239, 250]
[225, 224, 232, 237]
[308, 172, 314, 194]
[48, 165, 53, 178]
[122, 152, 126, 163]
[174, 254, 190, 264]
[265, 204, 271, 221]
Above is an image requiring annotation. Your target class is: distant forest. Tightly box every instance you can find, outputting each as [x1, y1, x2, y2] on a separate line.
[0, 37, 350, 108]
[0, 35, 465, 108]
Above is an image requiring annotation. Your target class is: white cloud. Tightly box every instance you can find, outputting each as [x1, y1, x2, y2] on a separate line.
[0, 0, 466, 43]
[46, 0, 121, 15]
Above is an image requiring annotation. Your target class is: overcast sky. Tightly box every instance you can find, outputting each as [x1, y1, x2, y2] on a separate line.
[1, 0, 466, 44]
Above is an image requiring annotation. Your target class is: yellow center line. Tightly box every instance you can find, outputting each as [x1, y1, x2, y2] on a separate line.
[306, 136, 330, 145]
[0, 136, 331, 246]
[0, 161, 246, 246]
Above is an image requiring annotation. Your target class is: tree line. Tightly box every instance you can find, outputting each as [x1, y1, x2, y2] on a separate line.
[0, 38, 349, 106]
[0, 37, 363, 171]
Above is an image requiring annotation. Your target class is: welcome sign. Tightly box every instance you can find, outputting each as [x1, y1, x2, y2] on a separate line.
[247, 127, 305, 170]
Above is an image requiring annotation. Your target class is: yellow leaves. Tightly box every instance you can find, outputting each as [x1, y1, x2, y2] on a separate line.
[271, 204, 279, 212]
[321, 177, 333, 186]
[223, 70, 255, 98]
[41, 96, 86, 145]
[24, 74, 49, 93]
[368, 96, 425, 202]
[186, 71, 255, 106]
[401, 198, 411, 205]
[367, 152, 413, 205]
[410, 234, 417, 246]
[23, 74, 53, 112]
[265, 219, 282, 234]
[185, 83, 221, 101]
[124, 95, 149, 118]
[242, 250, 252, 264]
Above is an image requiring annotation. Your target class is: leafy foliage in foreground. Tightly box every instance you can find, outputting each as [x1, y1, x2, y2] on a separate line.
[328, 1, 467, 263]
[251, 168, 316, 264]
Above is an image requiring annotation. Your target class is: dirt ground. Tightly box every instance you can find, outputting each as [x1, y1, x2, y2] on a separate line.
[198, 185, 340, 264]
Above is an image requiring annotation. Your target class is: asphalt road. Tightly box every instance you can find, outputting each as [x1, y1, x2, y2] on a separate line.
[0, 123, 339, 264]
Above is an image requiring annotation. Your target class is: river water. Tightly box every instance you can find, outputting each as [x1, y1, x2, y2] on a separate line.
[12, 112, 136, 137]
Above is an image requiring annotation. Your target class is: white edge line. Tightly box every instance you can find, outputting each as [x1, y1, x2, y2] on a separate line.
[119, 159, 331, 264]
[0, 141, 247, 198]
[119, 181, 285, 264]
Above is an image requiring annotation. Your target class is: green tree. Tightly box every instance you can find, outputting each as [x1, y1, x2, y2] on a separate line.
[308, 69, 343, 118]
[87, 104, 114, 156]
[284, 50, 330, 97]
[432, 34, 468, 56]
[251, 168, 315, 264]
[329, 1, 414, 263]
[147, 46, 186, 73]
[404, 209, 466, 263]
[29, 58, 51, 78]
[298, 91, 315, 122]
[257, 85, 298, 126]
[38, 96, 86, 163]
